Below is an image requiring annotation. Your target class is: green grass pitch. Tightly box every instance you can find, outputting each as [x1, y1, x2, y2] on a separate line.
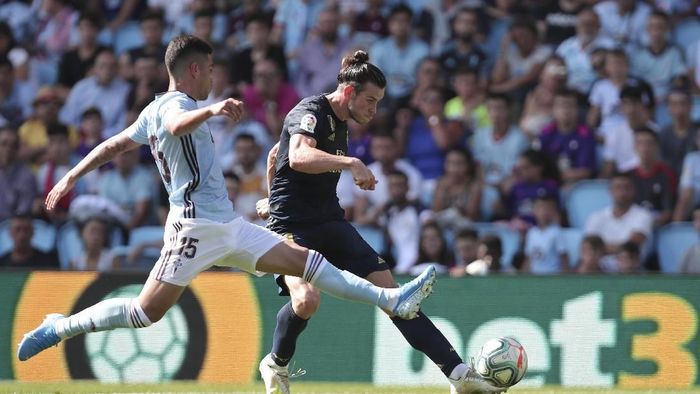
[0, 382, 699, 394]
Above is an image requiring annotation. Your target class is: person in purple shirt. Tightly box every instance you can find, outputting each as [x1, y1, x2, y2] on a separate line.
[538, 88, 596, 187]
[507, 149, 560, 227]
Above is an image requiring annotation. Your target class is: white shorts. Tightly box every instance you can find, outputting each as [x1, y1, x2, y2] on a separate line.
[148, 217, 285, 286]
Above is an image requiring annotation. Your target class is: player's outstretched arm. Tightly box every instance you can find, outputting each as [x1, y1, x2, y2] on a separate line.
[166, 98, 244, 137]
[45, 132, 140, 211]
[289, 134, 377, 190]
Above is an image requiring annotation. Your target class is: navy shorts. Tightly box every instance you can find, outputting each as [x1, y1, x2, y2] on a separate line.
[268, 220, 388, 296]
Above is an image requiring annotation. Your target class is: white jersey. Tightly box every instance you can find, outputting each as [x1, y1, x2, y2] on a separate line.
[127, 91, 236, 224]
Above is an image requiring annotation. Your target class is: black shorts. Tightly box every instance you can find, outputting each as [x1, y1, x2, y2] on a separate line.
[268, 220, 388, 296]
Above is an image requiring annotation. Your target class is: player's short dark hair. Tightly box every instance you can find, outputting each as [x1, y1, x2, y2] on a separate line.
[46, 122, 69, 138]
[81, 107, 102, 120]
[165, 35, 213, 75]
[337, 50, 386, 91]
[485, 91, 511, 105]
[455, 228, 478, 241]
[388, 4, 413, 20]
[140, 8, 165, 25]
[582, 235, 604, 252]
[78, 11, 103, 29]
[633, 126, 658, 143]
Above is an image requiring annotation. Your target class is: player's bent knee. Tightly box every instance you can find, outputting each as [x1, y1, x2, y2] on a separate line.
[292, 288, 321, 318]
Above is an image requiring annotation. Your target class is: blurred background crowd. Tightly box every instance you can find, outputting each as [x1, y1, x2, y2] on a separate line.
[1, 0, 700, 276]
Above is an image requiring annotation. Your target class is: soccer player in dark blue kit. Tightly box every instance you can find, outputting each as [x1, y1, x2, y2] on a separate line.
[256, 50, 503, 394]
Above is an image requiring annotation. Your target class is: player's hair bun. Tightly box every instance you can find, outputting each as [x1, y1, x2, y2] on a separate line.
[341, 50, 369, 70]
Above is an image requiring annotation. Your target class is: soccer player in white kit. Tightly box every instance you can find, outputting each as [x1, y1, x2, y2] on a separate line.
[17, 35, 436, 362]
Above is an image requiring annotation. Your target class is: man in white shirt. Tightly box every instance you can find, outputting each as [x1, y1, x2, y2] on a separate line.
[594, 0, 652, 49]
[585, 172, 653, 258]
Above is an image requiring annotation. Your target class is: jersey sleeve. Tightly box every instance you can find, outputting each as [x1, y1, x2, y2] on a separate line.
[287, 105, 323, 141]
[126, 107, 149, 145]
[160, 94, 198, 133]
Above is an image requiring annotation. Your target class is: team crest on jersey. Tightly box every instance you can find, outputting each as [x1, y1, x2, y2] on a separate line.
[328, 115, 336, 132]
[300, 114, 317, 133]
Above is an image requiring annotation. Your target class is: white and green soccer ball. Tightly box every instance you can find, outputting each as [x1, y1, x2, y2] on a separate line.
[475, 336, 528, 388]
[85, 284, 189, 383]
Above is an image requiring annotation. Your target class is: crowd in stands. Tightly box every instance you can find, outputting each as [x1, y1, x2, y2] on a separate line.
[2, 0, 700, 276]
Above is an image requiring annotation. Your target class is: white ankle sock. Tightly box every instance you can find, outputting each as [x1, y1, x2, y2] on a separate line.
[449, 363, 468, 380]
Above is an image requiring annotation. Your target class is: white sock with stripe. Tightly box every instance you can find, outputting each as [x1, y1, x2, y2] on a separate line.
[54, 298, 152, 339]
[303, 250, 399, 311]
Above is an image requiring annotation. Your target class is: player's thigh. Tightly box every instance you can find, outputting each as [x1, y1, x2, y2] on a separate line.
[284, 275, 321, 318]
[328, 221, 388, 277]
[255, 240, 309, 277]
[365, 269, 398, 288]
[137, 276, 186, 323]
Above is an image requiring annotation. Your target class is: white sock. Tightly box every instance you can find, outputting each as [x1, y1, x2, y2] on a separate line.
[54, 298, 152, 339]
[449, 363, 468, 380]
[303, 250, 398, 311]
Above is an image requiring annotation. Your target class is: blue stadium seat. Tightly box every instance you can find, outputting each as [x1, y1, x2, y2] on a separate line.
[353, 225, 385, 253]
[561, 228, 584, 268]
[656, 223, 698, 273]
[469, 222, 521, 270]
[0, 219, 57, 256]
[564, 180, 612, 229]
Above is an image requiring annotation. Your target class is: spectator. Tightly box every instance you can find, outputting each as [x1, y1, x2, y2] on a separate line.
[192, 9, 216, 46]
[541, 0, 586, 45]
[88, 0, 149, 53]
[75, 107, 105, 160]
[519, 56, 568, 137]
[630, 127, 676, 227]
[438, 7, 487, 80]
[600, 84, 658, 177]
[229, 133, 266, 223]
[409, 221, 452, 275]
[444, 67, 489, 131]
[505, 149, 560, 227]
[584, 171, 653, 258]
[228, 0, 275, 49]
[347, 119, 373, 165]
[352, 0, 387, 48]
[679, 205, 700, 273]
[57, 12, 107, 90]
[556, 7, 616, 94]
[0, 56, 27, 126]
[613, 241, 641, 273]
[69, 218, 117, 271]
[370, 4, 429, 102]
[374, 170, 423, 275]
[229, 13, 288, 89]
[449, 228, 479, 277]
[523, 195, 569, 274]
[242, 59, 299, 138]
[396, 57, 444, 115]
[0, 127, 36, 221]
[432, 148, 482, 228]
[18, 86, 78, 165]
[223, 171, 241, 206]
[120, 9, 166, 74]
[271, 0, 325, 76]
[629, 11, 686, 103]
[461, 234, 503, 276]
[353, 133, 423, 225]
[295, 7, 351, 98]
[471, 92, 528, 191]
[587, 49, 653, 131]
[125, 54, 166, 123]
[673, 132, 700, 222]
[538, 89, 596, 186]
[576, 234, 605, 273]
[60, 48, 131, 137]
[0, 215, 58, 269]
[396, 87, 463, 183]
[490, 17, 552, 97]
[98, 149, 153, 230]
[659, 89, 697, 176]
[175, 0, 228, 47]
[34, 0, 78, 76]
[35, 123, 84, 223]
[593, 0, 652, 49]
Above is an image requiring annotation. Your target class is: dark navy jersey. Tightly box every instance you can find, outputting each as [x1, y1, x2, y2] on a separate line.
[269, 94, 348, 224]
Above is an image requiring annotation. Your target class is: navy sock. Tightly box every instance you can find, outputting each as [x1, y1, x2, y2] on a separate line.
[271, 302, 309, 367]
[391, 311, 463, 377]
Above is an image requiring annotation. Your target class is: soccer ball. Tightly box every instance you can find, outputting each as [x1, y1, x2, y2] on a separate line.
[475, 337, 528, 388]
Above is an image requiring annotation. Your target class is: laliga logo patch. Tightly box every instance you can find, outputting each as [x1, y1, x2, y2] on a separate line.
[300, 114, 317, 133]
